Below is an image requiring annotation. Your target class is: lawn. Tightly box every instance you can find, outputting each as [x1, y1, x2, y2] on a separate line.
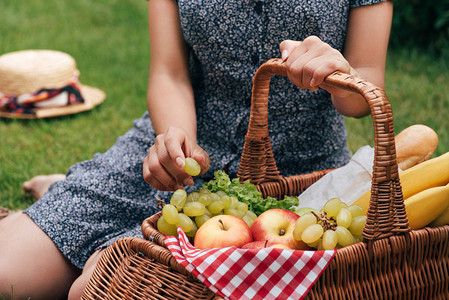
[1, 0, 449, 210]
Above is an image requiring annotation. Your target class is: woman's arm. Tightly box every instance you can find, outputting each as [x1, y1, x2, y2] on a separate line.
[147, 0, 195, 137]
[335, 0, 393, 117]
[143, 0, 209, 191]
[280, 1, 393, 118]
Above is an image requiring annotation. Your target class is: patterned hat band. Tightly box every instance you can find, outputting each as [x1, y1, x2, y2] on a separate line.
[0, 71, 85, 115]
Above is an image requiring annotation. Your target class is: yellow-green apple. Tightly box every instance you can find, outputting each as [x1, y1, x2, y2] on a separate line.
[194, 215, 253, 249]
[270, 243, 292, 249]
[250, 208, 309, 250]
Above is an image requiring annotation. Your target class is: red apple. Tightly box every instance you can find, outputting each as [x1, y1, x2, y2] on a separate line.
[241, 240, 275, 249]
[194, 215, 253, 249]
[250, 208, 308, 250]
[242, 240, 293, 250]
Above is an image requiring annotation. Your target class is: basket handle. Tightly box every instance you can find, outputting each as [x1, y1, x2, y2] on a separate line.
[237, 58, 410, 241]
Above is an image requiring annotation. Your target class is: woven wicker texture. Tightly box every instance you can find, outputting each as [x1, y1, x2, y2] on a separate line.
[236, 58, 409, 242]
[82, 237, 217, 300]
[82, 58, 449, 299]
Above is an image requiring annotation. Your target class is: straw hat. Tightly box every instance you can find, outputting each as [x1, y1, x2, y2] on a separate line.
[0, 49, 105, 119]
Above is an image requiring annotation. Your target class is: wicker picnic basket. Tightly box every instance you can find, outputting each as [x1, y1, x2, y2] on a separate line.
[82, 58, 449, 299]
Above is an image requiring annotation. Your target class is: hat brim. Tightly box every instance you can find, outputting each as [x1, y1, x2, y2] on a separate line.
[0, 85, 105, 119]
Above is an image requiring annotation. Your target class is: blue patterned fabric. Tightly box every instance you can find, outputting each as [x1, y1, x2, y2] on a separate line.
[25, 0, 385, 269]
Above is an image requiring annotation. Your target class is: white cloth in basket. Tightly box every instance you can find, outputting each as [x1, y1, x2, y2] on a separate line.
[295, 145, 383, 210]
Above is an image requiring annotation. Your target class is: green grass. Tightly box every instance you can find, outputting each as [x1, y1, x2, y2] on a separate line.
[346, 48, 449, 157]
[1, 1, 448, 210]
[0, 0, 149, 209]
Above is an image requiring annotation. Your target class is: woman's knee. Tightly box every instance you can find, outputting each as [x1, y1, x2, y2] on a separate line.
[68, 275, 90, 300]
[0, 213, 81, 298]
[68, 249, 105, 300]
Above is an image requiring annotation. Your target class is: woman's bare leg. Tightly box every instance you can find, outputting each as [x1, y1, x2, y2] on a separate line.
[68, 249, 105, 300]
[0, 212, 81, 299]
[22, 174, 66, 200]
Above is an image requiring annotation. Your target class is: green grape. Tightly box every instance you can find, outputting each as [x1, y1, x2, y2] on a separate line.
[347, 204, 364, 218]
[199, 188, 211, 195]
[176, 213, 194, 232]
[186, 191, 200, 202]
[307, 239, 321, 248]
[348, 215, 367, 236]
[335, 226, 354, 247]
[170, 189, 187, 211]
[224, 208, 240, 217]
[208, 200, 225, 215]
[198, 194, 212, 206]
[301, 224, 324, 244]
[235, 210, 245, 218]
[184, 157, 201, 176]
[353, 235, 363, 243]
[157, 216, 178, 236]
[322, 230, 338, 250]
[236, 202, 248, 213]
[162, 204, 179, 225]
[209, 193, 221, 202]
[336, 208, 352, 228]
[183, 202, 206, 217]
[220, 195, 233, 209]
[203, 208, 212, 217]
[295, 207, 320, 217]
[242, 215, 254, 227]
[195, 214, 210, 227]
[245, 210, 257, 220]
[293, 213, 317, 240]
[185, 222, 198, 238]
[230, 196, 239, 209]
[323, 198, 342, 217]
[215, 190, 227, 198]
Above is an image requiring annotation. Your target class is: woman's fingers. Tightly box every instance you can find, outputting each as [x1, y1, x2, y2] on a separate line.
[143, 127, 209, 191]
[280, 40, 302, 61]
[286, 49, 320, 89]
[311, 59, 346, 85]
[281, 36, 351, 92]
[163, 127, 210, 178]
[144, 170, 173, 191]
[161, 127, 195, 186]
[144, 145, 183, 191]
[163, 126, 187, 167]
[191, 147, 210, 176]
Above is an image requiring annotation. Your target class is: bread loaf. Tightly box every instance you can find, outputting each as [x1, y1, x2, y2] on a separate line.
[395, 124, 438, 170]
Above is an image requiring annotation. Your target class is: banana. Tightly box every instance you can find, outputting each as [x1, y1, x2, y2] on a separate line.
[404, 183, 449, 230]
[429, 207, 449, 227]
[353, 151, 449, 214]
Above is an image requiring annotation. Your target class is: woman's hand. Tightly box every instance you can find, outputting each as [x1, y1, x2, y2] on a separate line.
[280, 36, 353, 99]
[143, 127, 210, 191]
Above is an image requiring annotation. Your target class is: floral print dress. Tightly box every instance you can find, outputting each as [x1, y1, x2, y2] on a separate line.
[25, 0, 386, 269]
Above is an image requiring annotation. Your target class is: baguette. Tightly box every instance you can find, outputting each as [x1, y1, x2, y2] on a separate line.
[395, 124, 438, 170]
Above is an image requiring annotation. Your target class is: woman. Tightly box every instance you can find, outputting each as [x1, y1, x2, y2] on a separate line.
[0, 0, 392, 298]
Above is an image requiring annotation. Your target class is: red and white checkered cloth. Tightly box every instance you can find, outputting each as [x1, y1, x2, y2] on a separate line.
[164, 228, 336, 300]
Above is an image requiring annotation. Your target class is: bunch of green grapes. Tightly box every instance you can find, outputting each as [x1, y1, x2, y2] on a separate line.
[293, 198, 367, 250]
[157, 187, 258, 238]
